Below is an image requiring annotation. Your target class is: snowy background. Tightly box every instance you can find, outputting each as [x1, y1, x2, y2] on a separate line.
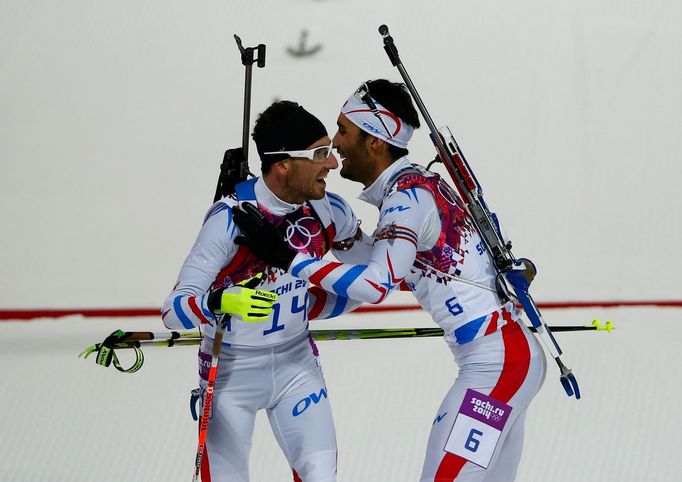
[1, 0, 681, 481]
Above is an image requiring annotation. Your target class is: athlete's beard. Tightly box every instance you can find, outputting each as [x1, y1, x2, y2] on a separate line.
[339, 142, 372, 186]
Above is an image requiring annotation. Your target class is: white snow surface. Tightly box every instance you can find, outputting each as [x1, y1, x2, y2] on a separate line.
[1, 306, 682, 481]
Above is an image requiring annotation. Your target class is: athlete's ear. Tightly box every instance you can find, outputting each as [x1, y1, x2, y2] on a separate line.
[366, 135, 388, 156]
[271, 159, 290, 175]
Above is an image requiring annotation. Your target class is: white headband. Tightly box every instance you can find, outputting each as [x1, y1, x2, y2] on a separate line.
[340, 90, 414, 149]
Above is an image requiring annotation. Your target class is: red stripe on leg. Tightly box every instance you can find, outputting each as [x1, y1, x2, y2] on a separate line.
[434, 452, 468, 481]
[434, 315, 531, 481]
[489, 317, 531, 404]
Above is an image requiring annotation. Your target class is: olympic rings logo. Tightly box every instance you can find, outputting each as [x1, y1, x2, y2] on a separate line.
[284, 217, 321, 249]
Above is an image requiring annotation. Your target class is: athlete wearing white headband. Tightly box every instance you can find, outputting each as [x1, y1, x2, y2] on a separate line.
[340, 82, 414, 149]
[233, 79, 547, 482]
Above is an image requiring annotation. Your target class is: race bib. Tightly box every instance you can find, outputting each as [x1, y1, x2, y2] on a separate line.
[443, 389, 512, 468]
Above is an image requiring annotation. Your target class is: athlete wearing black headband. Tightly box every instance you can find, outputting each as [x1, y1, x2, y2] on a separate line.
[251, 101, 336, 203]
[163, 100, 362, 481]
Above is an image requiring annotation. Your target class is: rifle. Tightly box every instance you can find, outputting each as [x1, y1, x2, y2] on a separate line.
[212, 35, 265, 202]
[377, 25, 580, 399]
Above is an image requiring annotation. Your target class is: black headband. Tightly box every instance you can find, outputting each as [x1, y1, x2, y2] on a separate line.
[255, 106, 328, 166]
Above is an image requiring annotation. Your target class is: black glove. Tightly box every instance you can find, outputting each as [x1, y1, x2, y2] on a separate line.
[231, 203, 297, 270]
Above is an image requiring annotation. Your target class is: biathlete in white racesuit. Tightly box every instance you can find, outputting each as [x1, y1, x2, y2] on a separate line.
[232, 80, 547, 482]
[162, 101, 360, 482]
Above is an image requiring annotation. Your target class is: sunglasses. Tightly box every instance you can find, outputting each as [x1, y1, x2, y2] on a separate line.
[354, 83, 394, 139]
[264, 141, 334, 162]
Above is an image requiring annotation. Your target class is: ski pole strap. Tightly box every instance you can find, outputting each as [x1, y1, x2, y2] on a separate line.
[78, 329, 146, 374]
[99, 343, 145, 374]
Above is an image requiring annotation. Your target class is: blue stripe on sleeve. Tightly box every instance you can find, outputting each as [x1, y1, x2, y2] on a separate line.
[397, 187, 420, 203]
[329, 201, 346, 215]
[410, 187, 419, 202]
[453, 314, 487, 344]
[203, 203, 230, 226]
[173, 296, 196, 329]
[291, 257, 320, 277]
[331, 265, 367, 296]
[329, 295, 349, 318]
[327, 192, 344, 205]
[327, 192, 347, 215]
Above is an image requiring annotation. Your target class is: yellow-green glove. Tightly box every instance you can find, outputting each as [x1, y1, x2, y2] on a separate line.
[207, 275, 278, 322]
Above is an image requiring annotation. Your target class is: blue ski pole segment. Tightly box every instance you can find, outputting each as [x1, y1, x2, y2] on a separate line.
[377, 24, 580, 399]
[506, 259, 579, 398]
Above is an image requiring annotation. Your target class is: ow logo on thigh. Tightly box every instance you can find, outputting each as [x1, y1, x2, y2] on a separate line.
[292, 388, 328, 417]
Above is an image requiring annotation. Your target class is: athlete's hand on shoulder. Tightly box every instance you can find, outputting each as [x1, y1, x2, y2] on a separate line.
[231, 204, 297, 270]
[207, 274, 278, 322]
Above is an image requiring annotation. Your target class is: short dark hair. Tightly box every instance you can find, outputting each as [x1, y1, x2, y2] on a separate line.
[252, 100, 300, 174]
[364, 79, 420, 160]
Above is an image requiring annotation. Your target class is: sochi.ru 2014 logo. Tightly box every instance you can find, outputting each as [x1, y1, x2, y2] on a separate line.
[469, 396, 506, 422]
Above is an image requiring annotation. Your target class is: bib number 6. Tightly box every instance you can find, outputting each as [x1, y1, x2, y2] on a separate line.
[464, 429, 483, 452]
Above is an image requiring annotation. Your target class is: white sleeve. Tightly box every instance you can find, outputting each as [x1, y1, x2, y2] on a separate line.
[289, 187, 438, 303]
[160, 203, 239, 330]
[334, 230, 373, 264]
[326, 191, 358, 241]
[326, 191, 374, 263]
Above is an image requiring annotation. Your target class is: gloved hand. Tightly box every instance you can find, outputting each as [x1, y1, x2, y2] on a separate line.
[96, 329, 127, 368]
[94, 329, 145, 373]
[231, 203, 298, 270]
[207, 274, 278, 322]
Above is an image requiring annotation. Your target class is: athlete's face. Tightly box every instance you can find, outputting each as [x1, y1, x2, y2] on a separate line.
[333, 114, 374, 187]
[283, 136, 338, 203]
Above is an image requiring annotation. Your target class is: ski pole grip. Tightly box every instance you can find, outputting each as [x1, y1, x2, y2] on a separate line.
[379, 24, 400, 66]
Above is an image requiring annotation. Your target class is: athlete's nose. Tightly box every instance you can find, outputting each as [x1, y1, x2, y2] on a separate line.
[325, 151, 339, 170]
